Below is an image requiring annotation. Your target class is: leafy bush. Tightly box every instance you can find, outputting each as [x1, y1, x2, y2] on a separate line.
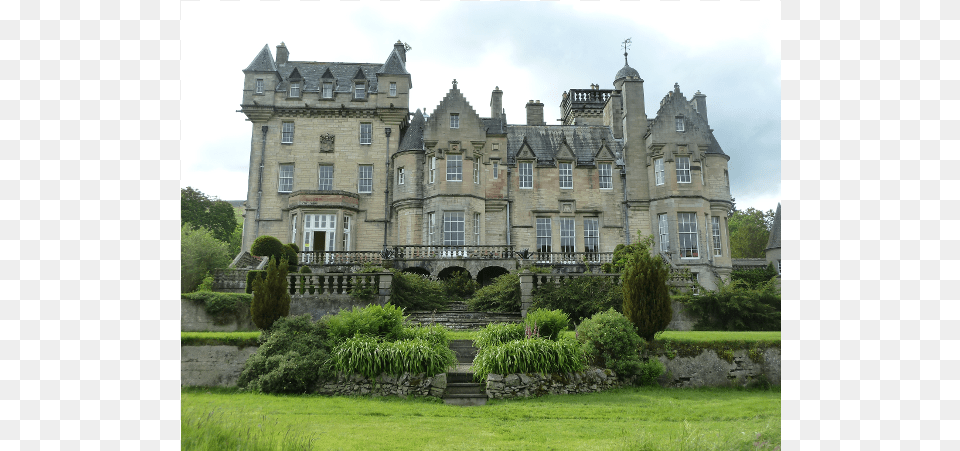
[250, 257, 291, 330]
[675, 279, 781, 331]
[181, 224, 232, 293]
[196, 272, 215, 292]
[577, 309, 645, 379]
[330, 336, 456, 378]
[531, 276, 622, 325]
[468, 272, 520, 312]
[442, 269, 477, 300]
[636, 359, 666, 387]
[621, 235, 672, 342]
[182, 292, 253, 326]
[237, 315, 332, 394]
[326, 304, 406, 342]
[390, 271, 447, 311]
[349, 273, 379, 303]
[471, 337, 586, 381]
[473, 323, 525, 349]
[398, 324, 450, 348]
[731, 263, 778, 288]
[250, 235, 284, 261]
[524, 309, 569, 341]
[287, 242, 300, 254]
[245, 270, 266, 294]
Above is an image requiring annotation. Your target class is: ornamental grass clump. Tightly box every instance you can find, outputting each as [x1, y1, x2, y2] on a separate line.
[473, 323, 525, 349]
[331, 336, 456, 378]
[398, 323, 450, 347]
[523, 308, 570, 341]
[470, 337, 586, 381]
[327, 303, 406, 342]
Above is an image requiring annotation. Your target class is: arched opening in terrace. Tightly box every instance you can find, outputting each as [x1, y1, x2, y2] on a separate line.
[476, 266, 510, 286]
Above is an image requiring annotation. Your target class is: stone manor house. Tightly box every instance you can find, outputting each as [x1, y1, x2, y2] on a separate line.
[238, 41, 735, 289]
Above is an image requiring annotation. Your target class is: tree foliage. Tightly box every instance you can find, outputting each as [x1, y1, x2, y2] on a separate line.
[728, 207, 775, 258]
[531, 276, 623, 325]
[181, 187, 238, 244]
[621, 235, 672, 342]
[675, 278, 781, 331]
[731, 262, 778, 288]
[181, 224, 231, 293]
[250, 256, 291, 330]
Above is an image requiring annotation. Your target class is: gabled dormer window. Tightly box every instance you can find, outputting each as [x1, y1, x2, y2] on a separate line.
[354, 82, 365, 99]
[676, 116, 684, 132]
[322, 82, 333, 98]
[289, 83, 300, 98]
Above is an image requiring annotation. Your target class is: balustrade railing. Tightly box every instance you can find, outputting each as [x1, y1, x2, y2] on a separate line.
[530, 251, 613, 264]
[299, 251, 383, 265]
[287, 272, 384, 296]
[392, 245, 514, 260]
[527, 272, 622, 290]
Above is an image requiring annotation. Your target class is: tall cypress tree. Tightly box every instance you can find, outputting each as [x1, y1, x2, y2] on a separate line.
[621, 235, 672, 342]
[250, 257, 291, 330]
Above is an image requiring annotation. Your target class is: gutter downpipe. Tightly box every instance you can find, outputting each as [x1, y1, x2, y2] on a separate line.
[506, 166, 512, 246]
[621, 165, 630, 244]
[383, 127, 392, 249]
[254, 125, 268, 241]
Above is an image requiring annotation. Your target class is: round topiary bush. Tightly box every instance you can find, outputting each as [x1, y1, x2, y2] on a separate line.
[250, 235, 284, 259]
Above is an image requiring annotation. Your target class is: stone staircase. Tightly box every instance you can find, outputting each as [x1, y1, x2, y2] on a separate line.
[406, 301, 522, 330]
[442, 339, 486, 406]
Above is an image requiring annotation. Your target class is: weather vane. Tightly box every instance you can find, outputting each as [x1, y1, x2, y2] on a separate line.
[622, 38, 632, 65]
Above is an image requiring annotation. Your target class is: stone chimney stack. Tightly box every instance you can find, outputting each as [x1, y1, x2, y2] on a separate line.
[491, 86, 504, 119]
[692, 91, 708, 125]
[394, 40, 407, 64]
[276, 42, 289, 65]
[525, 99, 545, 126]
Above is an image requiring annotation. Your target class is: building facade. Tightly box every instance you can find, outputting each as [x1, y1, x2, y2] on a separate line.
[238, 41, 734, 289]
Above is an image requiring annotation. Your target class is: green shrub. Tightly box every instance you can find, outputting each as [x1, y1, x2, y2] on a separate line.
[398, 324, 450, 348]
[330, 336, 456, 378]
[196, 272, 215, 292]
[326, 304, 406, 342]
[237, 314, 331, 394]
[390, 271, 447, 311]
[182, 292, 253, 326]
[731, 263, 778, 288]
[675, 278, 781, 331]
[471, 337, 586, 381]
[531, 276, 622, 325]
[250, 257, 291, 330]
[577, 309, 644, 379]
[245, 270, 266, 294]
[287, 242, 300, 254]
[636, 359, 665, 387]
[349, 273, 379, 302]
[250, 235, 284, 261]
[181, 224, 232, 293]
[621, 234, 672, 342]
[282, 244, 298, 267]
[443, 269, 477, 300]
[474, 323, 525, 349]
[524, 308, 569, 341]
[468, 272, 520, 312]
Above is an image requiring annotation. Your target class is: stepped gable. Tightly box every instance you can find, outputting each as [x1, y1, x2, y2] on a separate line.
[651, 83, 727, 156]
[425, 80, 484, 136]
[244, 44, 278, 73]
[398, 109, 425, 151]
[766, 203, 781, 251]
[274, 61, 382, 94]
[505, 125, 622, 166]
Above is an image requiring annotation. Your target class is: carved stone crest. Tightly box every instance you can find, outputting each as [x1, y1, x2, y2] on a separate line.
[319, 133, 335, 152]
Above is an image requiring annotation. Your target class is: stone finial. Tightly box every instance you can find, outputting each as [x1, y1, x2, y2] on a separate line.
[452, 79, 458, 88]
[674, 83, 680, 93]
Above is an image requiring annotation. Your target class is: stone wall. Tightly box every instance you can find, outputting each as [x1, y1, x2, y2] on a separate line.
[289, 293, 385, 321]
[666, 300, 698, 331]
[485, 367, 621, 399]
[181, 298, 257, 332]
[181, 345, 259, 387]
[316, 372, 447, 398]
[658, 347, 781, 388]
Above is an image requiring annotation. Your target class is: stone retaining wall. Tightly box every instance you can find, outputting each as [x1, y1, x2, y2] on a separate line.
[316, 372, 447, 398]
[485, 368, 621, 399]
[181, 295, 383, 332]
[658, 347, 781, 388]
[181, 345, 259, 387]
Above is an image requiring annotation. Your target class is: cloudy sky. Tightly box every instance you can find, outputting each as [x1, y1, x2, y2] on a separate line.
[182, 1, 780, 212]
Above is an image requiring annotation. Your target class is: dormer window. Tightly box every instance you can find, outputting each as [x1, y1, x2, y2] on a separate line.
[255, 79, 263, 94]
[676, 116, 684, 132]
[354, 82, 365, 99]
[289, 83, 300, 98]
[322, 82, 333, 98]
[450, 113, 459, 129]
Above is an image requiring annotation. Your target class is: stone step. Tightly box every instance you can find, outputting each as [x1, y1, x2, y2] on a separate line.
[445, 382, 485, 395]
[442, 394, 487, 406]
[447, 372, 477, 384]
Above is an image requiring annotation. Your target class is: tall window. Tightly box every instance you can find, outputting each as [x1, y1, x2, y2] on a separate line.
[322, 82, 333, 98]
[318, 164, 333, 190]
[255, 79, 264, 94]
[342, 216, 351, 251]
[493, 161, 499, 179]
[278, 164, 293, 192]
[358, 165, 373, 193]
[360, 123, 372, 145]
[289, 83, 300, 98]
[598, 163, 612, 189]
[474, 213, 481, 245]
[450, 113, 459, 129]
[447, 155, 462, 181]
[536, 218, 552, 253]
[519, 162, 532, 188]
[658, 214, 669, 252]
[354, 82, 365, 99]
[443, 212, 465, 246]
[559, 218, 575, 253]
[676, 157, 691, 183]
[712, 216, 722, 257]
[654, 158, 664, 185]
[559, 163, 573, 189]
[473, 161, 480, 184]
[281, 122, 294, 144]
[397, 167, 405, 185]
[429, 156, 436, 184]
[678, 212, 699, 258]
[676, 117, 684, 131]
[389, 82, 397, 96]
[428, 212, 435, 243]
[584, 218, 599, 254]
[291, 214, 297, 244]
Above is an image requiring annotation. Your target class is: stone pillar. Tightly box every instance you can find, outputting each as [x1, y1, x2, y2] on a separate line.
[377, 272, 393, 306]
[519, 270, 534, 318]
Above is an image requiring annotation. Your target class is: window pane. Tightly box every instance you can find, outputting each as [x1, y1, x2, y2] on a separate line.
[493, 161, 498, 179]
[279, 164, 293, 192]
[256, 79, 263, 93]
[712, 216, 722, 256]
[677, 212, 699, 258]
[519, 162, 532, 188]
[389, 82, 396, 96]
[358, 165, 372, 193]
[599, 163, 612, 189]
[676, 157, 691, 183]
[323, 83, 332, 98]
[360, 124, 371, 145]
[536, 218, 551, 253]
[447, 155, 462, 181]
[559, 163, 572, 188]
[318, 165, 333, 190]
[429, 156, 436, 183]
[443, 212, 465, 246]
[655, 159, 664, 185]
[450, 114, 459, 129]
[355, 83, 365, 99]
[658, 214, 669, 252]
[560, 218, 575, 253]
[584, 218, 599, 253]
[281, 122, 294, 144]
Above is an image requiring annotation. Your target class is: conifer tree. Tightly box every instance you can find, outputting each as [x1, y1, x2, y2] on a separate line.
[621, 235, 672, 341]
[250, 256, 291, 330]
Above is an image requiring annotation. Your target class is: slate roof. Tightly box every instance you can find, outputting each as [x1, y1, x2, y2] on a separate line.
[707, 131, 727, 156]
[275, 61, 383, 94]
[244, 44, 278, 73]
[765, 203, 781, 250]
[377, 49, 409, 76]
[505, 126, 623, 166]
[615, 63, 640, 81]
[399, 110, 425, 151]
[481, 118, 505, 135]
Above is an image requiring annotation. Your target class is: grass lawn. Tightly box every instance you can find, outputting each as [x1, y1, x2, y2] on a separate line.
[182, 386, 780, 451]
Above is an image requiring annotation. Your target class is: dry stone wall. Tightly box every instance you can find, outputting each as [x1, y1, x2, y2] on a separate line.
[316, 372, 447, 398]
[658, 347, 781, 388]
[485, 367, 621, 399]
[181, 345, 258, 387]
